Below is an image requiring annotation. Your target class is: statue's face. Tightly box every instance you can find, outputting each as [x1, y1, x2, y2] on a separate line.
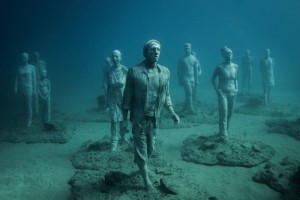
[22, 53, 29, 63]
[265, 49, 270, 57]
[223, 49, 233, 61]
[145, 43, 160, 63]
[184, 45, 192, 55]
[111, 50, 121, 65]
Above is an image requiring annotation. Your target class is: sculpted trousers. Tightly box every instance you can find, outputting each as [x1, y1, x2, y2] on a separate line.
[263, 86, 271, 106]
[217, 91, 236, 139]
[183, 81, 194, 111]
[18, 93, 33, 126]
[132, 117, 158, 165]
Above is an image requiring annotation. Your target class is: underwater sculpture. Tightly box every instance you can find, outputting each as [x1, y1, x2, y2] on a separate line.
[191, 50, 202, 102]
[260, 48, 275, 106]
[178, 43, 199, 114]
[14, 52, 37, 127]
[211, 46, 238, 142]
[122, 39, 180, 193]
[38, 69, 51, 122]
[31, 51, 47, 116]
[102, 56, 112, 106]
[104, 50, 128, 151]
[240, 49, 254, 95]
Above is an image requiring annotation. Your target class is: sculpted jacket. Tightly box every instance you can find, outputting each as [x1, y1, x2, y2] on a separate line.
[123, 60, 173, 124]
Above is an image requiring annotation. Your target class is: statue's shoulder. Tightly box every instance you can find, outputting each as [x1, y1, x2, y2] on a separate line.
[158, 64, 169, 72]
[121, 65, 128, 73]
[157, 64, 170, 78]
[232, 63, 238, 69]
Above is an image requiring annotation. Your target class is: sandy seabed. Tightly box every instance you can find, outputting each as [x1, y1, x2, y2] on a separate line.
[0, 87, 299, 200]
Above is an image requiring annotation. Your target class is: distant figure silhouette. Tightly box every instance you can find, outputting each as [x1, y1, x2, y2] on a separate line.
[240, 49, 254, 95]
[14, 52, 37, 127]
[260, 49, 275, 106]
[100, 57, 112, 109]
[38, 69, 51, 123]
[31, 52, 47, 116]
[191, 51, 202, 102]
[178, 43, 199, 114]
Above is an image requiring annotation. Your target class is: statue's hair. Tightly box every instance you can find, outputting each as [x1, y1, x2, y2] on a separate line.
[221, 46, 232, 56]
[184, 43, 191, 47]
[143, 39, 160, 57]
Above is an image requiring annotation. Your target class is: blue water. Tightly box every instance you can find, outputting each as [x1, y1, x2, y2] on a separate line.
[1, 1, 300, 199]
[2, 0, 300, 97]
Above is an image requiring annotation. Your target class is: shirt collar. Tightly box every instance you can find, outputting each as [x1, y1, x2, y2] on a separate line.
[137, 60, 162, 73]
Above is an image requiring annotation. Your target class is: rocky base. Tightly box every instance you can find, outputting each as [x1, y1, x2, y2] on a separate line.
[181, 134, 275, 167]
[265, 118, 300, 140]
[252, 157, 300, 200]
[235, 96, 300, 117]
[69, 136, 209, 200]
[160, 101, 218, 129]
[0, 120, 71, 143]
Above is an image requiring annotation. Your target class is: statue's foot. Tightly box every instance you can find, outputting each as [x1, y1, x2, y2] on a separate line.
[146, 182, 157, 194]
[111, 142, 118, 152]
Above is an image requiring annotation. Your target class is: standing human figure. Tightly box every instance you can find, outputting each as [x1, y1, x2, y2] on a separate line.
[211, 46, 238, 141]
[260, 49, 275, 106]
[38, 69, 51, 123]
[240, 49, 254, 95]
[178, 43, 199, 114]
[14, 52, 37, 127]
[31, 52, 47, 116]
[104, 50, 128, 151]
[123, 40, 180, 192]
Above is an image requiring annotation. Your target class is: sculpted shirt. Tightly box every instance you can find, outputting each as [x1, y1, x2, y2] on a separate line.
[16, 64, 36, 95]
[241, 55, 254, 74]
[260, 58, 275, 87]
[105, 65, 128, 122]
[123, 61, 173, 123]
[178, 54, 198, 84]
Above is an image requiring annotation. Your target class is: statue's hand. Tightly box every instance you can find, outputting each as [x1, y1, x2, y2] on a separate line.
[216, 89, 222, 95]
[172, 113, 180, 125]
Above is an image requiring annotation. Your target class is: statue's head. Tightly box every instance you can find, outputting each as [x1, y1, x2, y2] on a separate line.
[143, 39, 161, 63]
[221, 46, 233, 61]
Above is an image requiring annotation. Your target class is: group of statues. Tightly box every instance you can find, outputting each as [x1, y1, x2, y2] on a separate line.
[14, 52, 51, 127]
[102, 40, 275, 192]
[13, 40, 274, 193]
[240, 48, 275, 106]
[211, 47, 275, 141]
[103, 40, 180, 192]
